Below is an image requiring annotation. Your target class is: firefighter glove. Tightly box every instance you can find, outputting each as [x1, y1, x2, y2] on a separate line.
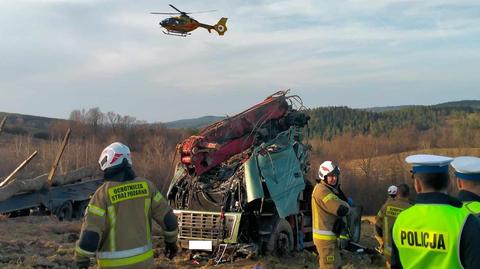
[338, 234, 350, 250]
[332, 218, 346, 235]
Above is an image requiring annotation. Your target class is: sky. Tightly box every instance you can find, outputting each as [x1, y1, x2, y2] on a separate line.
[0, 0, 479, 122]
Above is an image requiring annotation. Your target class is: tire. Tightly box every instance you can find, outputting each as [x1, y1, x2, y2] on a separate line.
[73, 200, 89, 220]
[11, 209, 30, 217]
[348, 206, 362, 243]
[265, 218, 294, 256]
[56, 201, 73, 221]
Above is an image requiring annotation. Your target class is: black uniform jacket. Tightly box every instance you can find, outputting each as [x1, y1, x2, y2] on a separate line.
[390, 192, 480, 269]
[458, 190, 480, 203]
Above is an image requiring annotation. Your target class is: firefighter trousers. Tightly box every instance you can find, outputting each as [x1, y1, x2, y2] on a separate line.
[314, 238, 341, 269]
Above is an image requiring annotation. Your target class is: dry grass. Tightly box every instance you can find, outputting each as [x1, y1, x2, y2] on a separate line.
[0, 216, 387, 269]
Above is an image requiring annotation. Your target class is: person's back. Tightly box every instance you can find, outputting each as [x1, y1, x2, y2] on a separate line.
[376, 185, 411, 268]
[390, 154, 480, 269]
[86, 178, 170, 268]
[375, 186, 396, 254]
[382, 200, 411, 249]
[393, 197, 470, 267]
[74, 142, 178, 269]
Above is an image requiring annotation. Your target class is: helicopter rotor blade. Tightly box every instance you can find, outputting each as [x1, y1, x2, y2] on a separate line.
[169, 4, 184, 14]
[189, 10, 217, 14]
[150, 12, 181, 15]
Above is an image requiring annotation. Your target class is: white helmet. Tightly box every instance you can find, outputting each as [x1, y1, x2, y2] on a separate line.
[318, 161, 340, 180]
[387, 185, 398, 195]
[98, 142, 132, 171]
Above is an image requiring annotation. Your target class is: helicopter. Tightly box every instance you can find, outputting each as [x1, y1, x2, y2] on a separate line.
[150, 4, 228, 37]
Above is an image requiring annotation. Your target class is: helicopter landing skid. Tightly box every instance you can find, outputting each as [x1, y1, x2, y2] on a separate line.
[162, 30, 190, 37]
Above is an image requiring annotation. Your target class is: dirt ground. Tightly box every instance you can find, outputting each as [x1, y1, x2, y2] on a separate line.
[0, 216, 385, 269]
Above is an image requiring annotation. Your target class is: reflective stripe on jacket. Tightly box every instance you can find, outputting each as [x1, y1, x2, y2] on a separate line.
[376, 198, 411, 256]
[311, 183, 350, 241]
[97, 244, 154, 268]
[76, 177, 172, 269]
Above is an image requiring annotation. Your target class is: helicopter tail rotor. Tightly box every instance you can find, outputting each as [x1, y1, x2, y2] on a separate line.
[213, 17, 228, 36]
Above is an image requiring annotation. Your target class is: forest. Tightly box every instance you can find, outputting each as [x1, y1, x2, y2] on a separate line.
[1, 102, 480, 213]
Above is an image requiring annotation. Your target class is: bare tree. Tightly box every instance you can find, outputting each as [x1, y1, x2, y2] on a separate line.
[107, 111, 121, 134]
[69, 109, 86, 123]
[86, 107, 104, 136]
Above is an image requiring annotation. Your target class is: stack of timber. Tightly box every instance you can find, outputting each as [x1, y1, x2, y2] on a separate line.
[0, 166, 99, 202]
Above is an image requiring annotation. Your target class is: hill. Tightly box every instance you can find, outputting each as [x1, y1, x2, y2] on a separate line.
[2, 99, 479, 136]
[161, 100, 480, 134]
[434, 100, 480, 109]
[0, 112, 65, 137]
[363, 100, 480, 112]
[362, 105, 416, 113]
[307, 104, 480, 139]
[340, 147, 480, 214]
[163, 115, 225, 129]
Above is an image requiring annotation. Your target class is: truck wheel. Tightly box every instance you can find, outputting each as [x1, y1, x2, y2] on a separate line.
[266, 218, 294, 256]
[74, 200, 89, 219]
[348, 206, 362, 243]
[56, 201, 73, 221]
[11, 209, 30, 217]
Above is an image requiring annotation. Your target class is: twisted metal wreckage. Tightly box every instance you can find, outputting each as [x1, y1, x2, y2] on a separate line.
[166, 91, 364, 262]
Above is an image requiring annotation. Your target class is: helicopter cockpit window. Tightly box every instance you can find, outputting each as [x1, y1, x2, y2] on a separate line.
[169, 18, 181, 25]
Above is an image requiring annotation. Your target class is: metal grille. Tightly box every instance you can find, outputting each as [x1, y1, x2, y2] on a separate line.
[177, 211, 223, 240]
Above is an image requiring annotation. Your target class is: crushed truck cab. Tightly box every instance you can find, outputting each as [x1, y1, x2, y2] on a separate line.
[167, 91, 316, 254]
[167, 91, 362, 255]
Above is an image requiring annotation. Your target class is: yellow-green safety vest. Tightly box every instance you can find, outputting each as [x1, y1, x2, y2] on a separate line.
[463, 201, 480, 216]
[392, 204, 470, 269]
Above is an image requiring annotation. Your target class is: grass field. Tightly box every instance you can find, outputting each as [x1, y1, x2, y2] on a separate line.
[0, 216, 386, 269]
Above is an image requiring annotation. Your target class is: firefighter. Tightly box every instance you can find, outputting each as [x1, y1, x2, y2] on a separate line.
[391, 154, 480, 269]
[375, 184, 411, 268]
[387, 185, 398, 200]
[375, 185, 398, 253]
[452, 156, 480, 216]
[312, 161, 351, 269]
[74, 142, 179, 269]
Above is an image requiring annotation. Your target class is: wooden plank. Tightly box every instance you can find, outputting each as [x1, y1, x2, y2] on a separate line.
[0, 116, 6, 136]
[0, 166, 97, 202]
[0, 151, 38, 188]
[47, 128, 71, 186]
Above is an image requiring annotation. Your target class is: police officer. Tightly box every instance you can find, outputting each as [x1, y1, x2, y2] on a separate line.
[375, 184, 411, 268]
[74, 142, 179, 269]
[452, 156, 480, 216]
[391, 154, 480, 269]
[312, 161, 350, 269]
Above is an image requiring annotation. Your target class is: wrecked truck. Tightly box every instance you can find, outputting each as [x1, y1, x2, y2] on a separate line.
[166, 91, 361, 255]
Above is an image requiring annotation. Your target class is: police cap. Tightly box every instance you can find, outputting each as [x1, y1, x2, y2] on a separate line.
[405, 154, 453, 174]
[451, 156, 480, 181]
